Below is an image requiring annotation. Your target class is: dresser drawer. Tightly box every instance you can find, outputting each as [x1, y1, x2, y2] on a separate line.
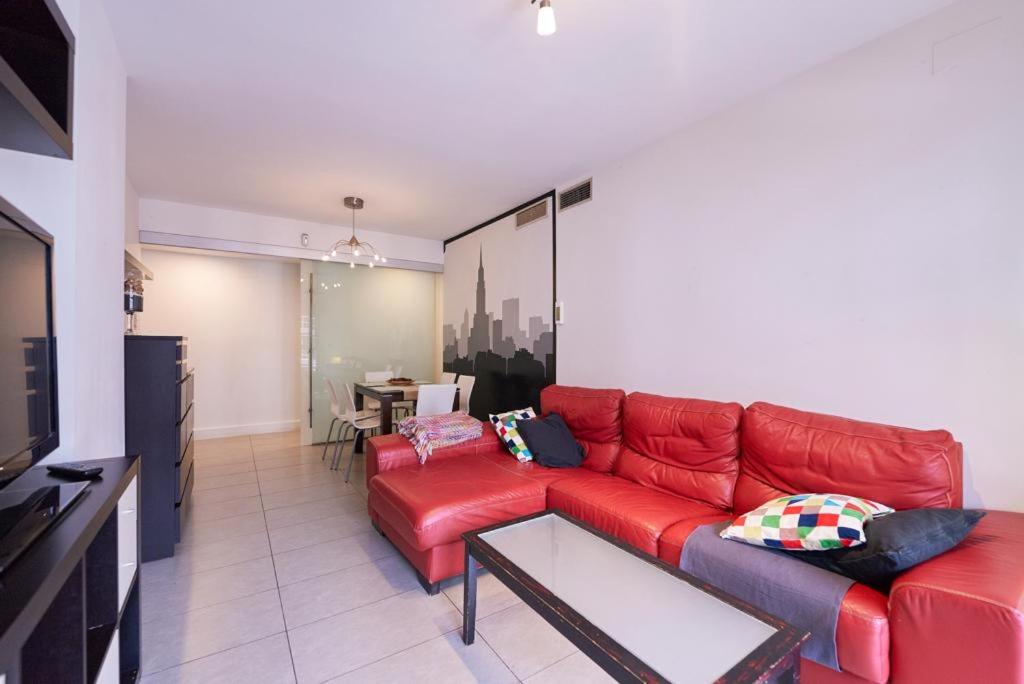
[177, 371, 194, 420]
[175, 463, 194, 541]
[177, 404, 193, 460]
[175, 339, 189, 380]
[177, 435, 194, 498]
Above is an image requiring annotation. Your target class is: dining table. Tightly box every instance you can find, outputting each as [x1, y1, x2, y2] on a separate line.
[352, 381, 461, 452]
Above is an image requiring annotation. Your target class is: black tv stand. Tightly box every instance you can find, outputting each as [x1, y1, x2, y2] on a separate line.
[0, 456, 140, 683]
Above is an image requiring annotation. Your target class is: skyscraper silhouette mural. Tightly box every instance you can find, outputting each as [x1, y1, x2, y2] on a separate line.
[443, 243, 555, 420]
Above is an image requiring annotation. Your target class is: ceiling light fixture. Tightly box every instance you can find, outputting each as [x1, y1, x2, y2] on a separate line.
[324, 197, 385, 267]
[533, 0, 556, 36]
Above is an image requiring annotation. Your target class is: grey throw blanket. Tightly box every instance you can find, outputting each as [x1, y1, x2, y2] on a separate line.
[679, 523, 854, 671]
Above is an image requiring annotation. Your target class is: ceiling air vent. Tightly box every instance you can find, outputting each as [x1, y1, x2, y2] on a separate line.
[515, 201, 548, 229]
[558, 178, 592, 212]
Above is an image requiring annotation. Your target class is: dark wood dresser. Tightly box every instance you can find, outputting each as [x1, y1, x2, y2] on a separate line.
[124, 335, 194, 562]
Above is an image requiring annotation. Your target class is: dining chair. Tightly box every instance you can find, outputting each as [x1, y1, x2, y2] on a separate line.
[415, 384, 458, 417]
[321, 378, 379, 463]
[456, 374, 475, 413]
[364, 370, 394, 382]
[440, 371, 457, 384]
[337, 382, 383, 481]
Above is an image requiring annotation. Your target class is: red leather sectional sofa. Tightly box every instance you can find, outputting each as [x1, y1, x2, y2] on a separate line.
[365, 385, 1024, 683]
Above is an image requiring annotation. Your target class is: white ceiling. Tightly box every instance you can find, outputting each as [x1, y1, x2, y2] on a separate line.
[104, 0, 953, 240]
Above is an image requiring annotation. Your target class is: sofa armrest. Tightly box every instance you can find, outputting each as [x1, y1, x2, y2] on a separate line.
[889, 510, 1024, 683]
[365, 429, 504, 482]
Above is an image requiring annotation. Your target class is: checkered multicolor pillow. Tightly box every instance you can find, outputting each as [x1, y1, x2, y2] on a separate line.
[489, 408, 536, 462]
[721, 493, 895, 551]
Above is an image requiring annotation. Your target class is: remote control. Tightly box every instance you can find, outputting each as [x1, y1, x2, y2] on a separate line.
[46, 463, 104, 481]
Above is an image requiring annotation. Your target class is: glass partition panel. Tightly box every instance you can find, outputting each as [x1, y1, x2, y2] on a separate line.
[311, 262, 436, 443]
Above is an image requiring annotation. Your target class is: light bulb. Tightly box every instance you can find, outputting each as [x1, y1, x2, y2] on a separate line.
[537, 0, 556, 36]
[353, 248, 360, 256]
[349, 262, 355, 269]
[330, 249, 337, 257]
[368, 261, 375, 268]
[381, 257, 387, 263]
[374, 254, 380, 261]
[321, 254, 330, 261]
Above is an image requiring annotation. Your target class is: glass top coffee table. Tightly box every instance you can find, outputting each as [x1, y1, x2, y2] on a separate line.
[461, 511, 808, 683]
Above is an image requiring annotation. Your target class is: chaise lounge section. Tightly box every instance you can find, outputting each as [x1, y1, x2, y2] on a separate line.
[365, 385, 1024, 683]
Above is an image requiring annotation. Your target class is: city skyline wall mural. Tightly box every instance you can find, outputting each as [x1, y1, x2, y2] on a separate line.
[443, 193, 556, 420]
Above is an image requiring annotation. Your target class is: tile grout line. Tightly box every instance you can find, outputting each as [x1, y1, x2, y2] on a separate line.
[140, 443, 275, 679]
[140, 631, 292, 679]
[465, 601, 528, 682]
[251, 433, 302, 684]
[437, 584, 522, 682]
[523, 650, 578, 683]
[140, 553, 274, 594]
[152, 434, 531, 683]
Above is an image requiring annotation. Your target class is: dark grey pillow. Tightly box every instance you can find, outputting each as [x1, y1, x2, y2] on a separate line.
[795, 509, 985, 591]
[517, 413, 584, 468]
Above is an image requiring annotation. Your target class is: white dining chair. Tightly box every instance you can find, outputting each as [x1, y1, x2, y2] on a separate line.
[440, 371, 457, 384]
[337, 382, 383, 481]
[415, 384, 458, 417]
[321, 378, 379, 464]
[456, 374, 475, 413]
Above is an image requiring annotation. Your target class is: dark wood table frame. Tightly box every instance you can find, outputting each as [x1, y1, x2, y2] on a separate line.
[462, 510, 808, 684]
[352, 383, 460, 452]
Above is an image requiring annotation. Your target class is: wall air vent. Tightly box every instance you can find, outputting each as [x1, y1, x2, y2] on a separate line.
[558, 178, 592, 212]
[515, 201, 548, 229]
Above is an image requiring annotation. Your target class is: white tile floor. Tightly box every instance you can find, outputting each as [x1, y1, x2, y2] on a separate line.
[139, 431, 614, 683]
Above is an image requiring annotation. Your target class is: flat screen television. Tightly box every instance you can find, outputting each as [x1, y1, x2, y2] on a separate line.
[0, 194, 59, 489]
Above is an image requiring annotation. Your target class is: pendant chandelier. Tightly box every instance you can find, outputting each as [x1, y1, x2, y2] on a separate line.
[322, 196, 386, 268]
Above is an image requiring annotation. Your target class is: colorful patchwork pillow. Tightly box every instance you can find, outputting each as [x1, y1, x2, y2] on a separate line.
[489, 408, 536, 462]
[720, 493, 895, 551]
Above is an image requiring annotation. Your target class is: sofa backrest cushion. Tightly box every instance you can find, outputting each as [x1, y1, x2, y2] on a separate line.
[540, 385, 625, 473]
[615, 393, 744, 510]
[735, 402, 963, 514]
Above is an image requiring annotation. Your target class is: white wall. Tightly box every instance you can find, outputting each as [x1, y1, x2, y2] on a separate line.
[0, 0, 128, 463]
[72, 0, 129, 460]
[138, 198, 444, 271]
[555, 0, 1023, 511]
[139, 248, 302, 439]
[125, 176, 140, 258]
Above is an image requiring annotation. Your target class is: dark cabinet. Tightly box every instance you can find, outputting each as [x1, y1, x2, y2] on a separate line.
[0, 457, 140, 683]
[124, 336, 194, 561]
[0, 0, 75, 158]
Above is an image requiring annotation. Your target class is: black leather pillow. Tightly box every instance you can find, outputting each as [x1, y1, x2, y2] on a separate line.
[518, 413, 584, 468]
[795, 509, 985, 591]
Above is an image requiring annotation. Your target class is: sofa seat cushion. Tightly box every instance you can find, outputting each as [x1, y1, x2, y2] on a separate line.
[368, 457, 546, 552]
[547, 475, 720, 556]
[657, 515, 733, 564]
[478, 450, 609, 488]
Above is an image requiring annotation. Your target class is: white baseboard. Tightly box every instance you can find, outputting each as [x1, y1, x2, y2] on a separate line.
[195, 420, 301, 440]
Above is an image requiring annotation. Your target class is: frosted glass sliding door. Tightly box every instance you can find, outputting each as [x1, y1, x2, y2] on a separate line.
[310, 262, 436, 443]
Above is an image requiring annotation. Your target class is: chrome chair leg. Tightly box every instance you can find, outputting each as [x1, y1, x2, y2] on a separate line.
[321, 417, 338, 462]
[344, 427, 362, 482]
[331, 423, 351, 470]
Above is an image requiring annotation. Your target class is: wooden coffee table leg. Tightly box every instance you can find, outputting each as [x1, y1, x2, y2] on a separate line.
[775, 650, 801, 683]
[462, 546, 478, 645]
